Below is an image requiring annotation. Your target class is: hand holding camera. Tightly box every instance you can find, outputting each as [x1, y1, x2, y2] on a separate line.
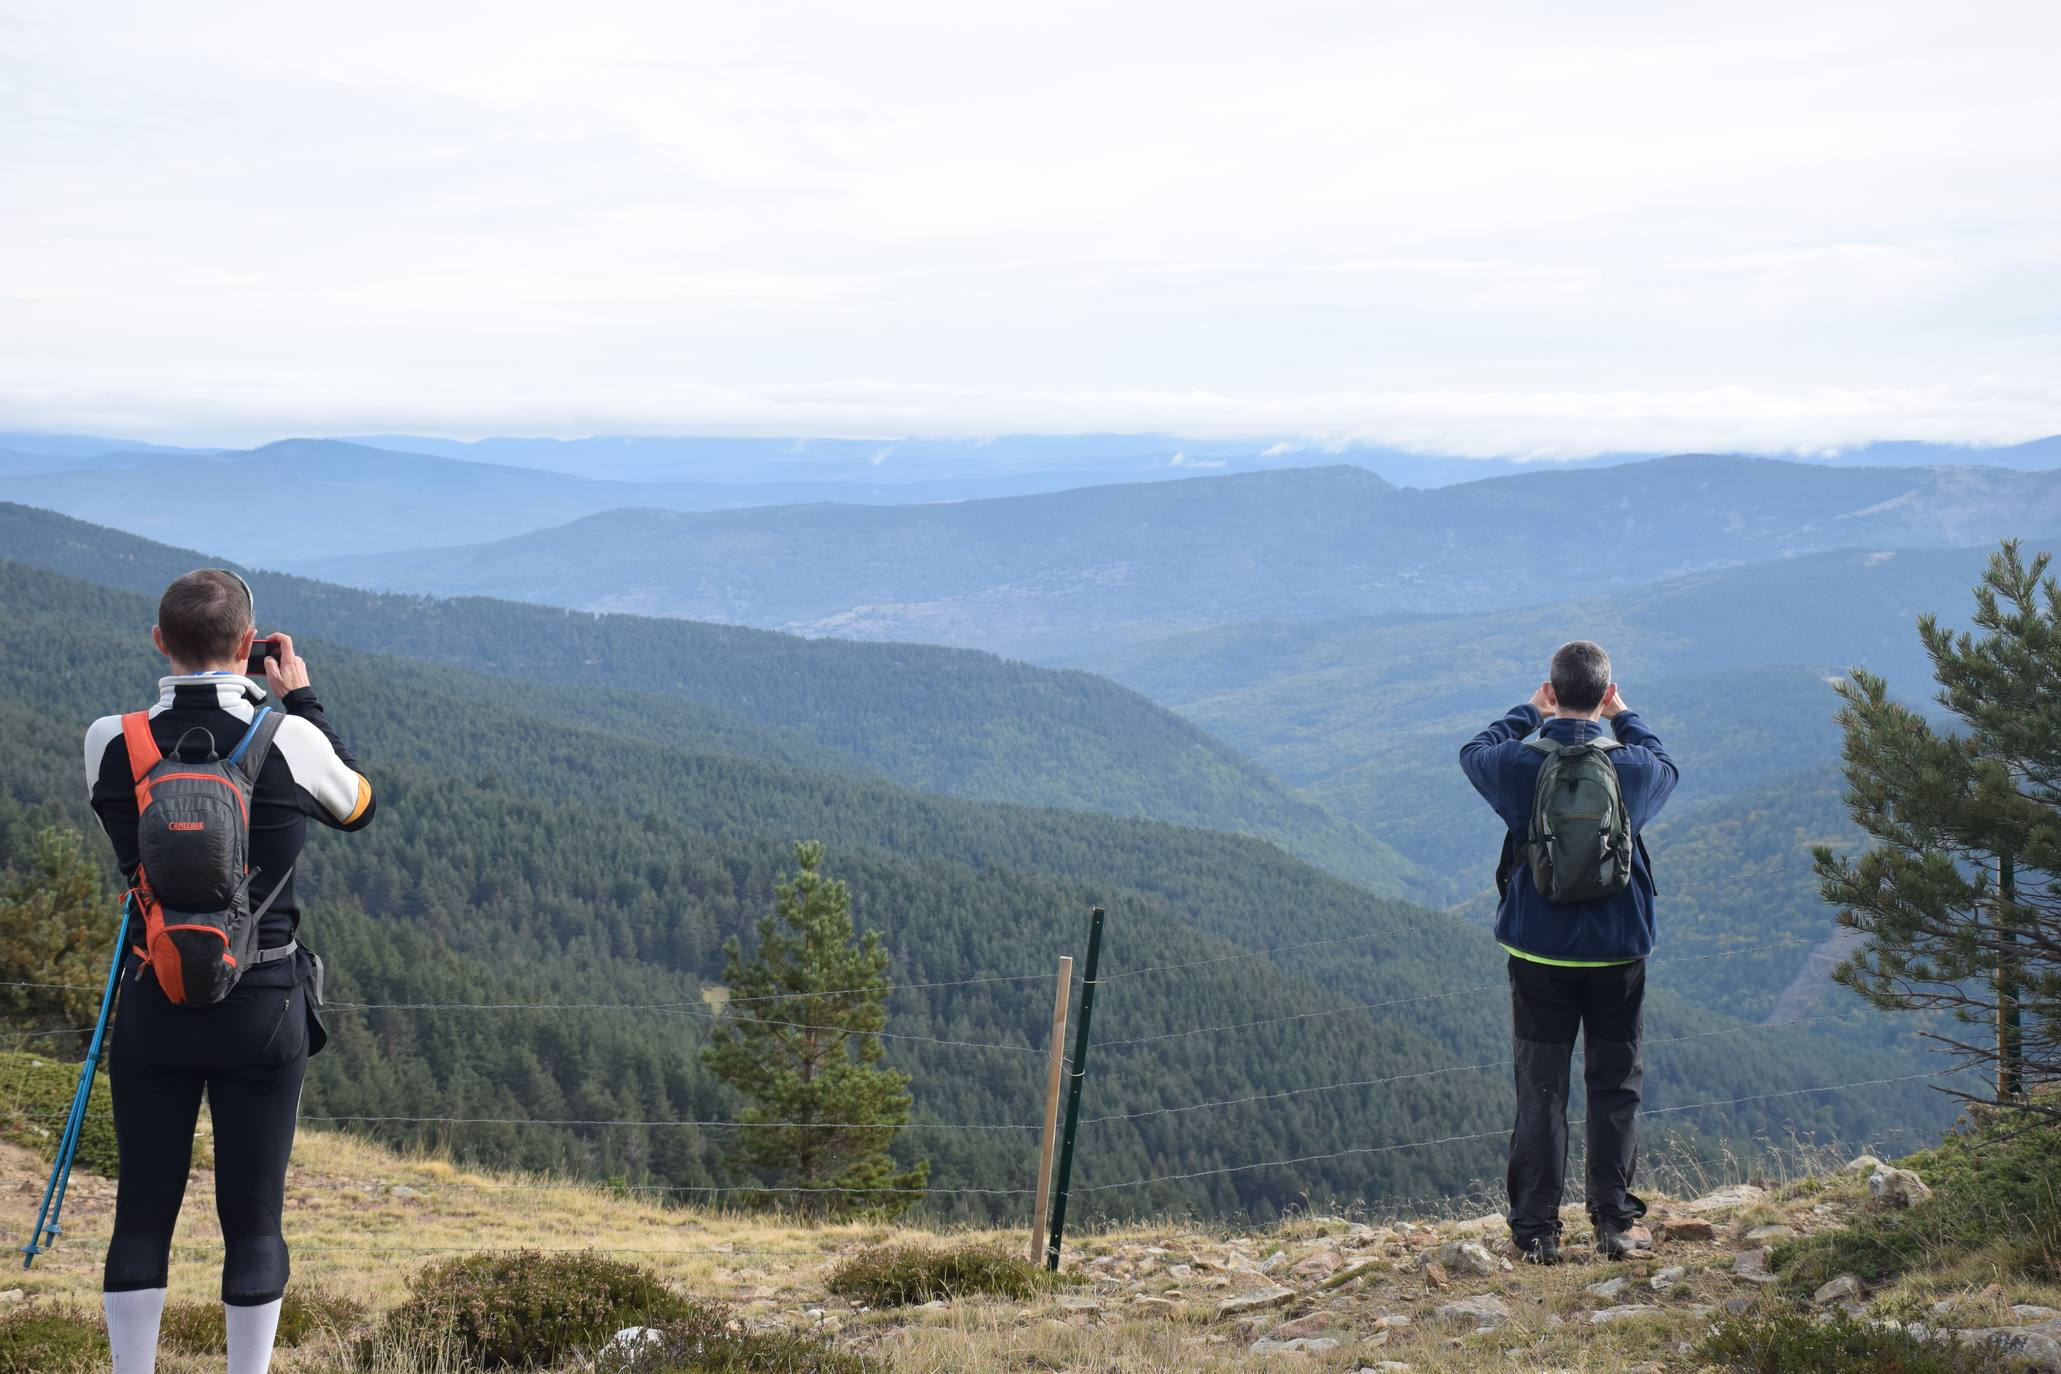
[248, 632, 311, 695]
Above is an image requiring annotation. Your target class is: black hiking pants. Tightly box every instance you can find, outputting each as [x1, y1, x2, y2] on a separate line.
[104, 957, 310, 1305]
[1505, 955, 1646, 1245]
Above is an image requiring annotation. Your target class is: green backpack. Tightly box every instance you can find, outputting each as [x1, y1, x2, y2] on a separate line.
[1518, 735, 1650, 904]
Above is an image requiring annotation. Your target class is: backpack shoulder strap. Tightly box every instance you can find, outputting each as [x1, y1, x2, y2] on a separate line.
[225, 706, 286, 782]
[1523, 736, 1556, 756]
[120, 712, 162, 799]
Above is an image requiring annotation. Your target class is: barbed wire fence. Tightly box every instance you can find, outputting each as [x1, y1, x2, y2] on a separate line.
[5, 920, 1969, 1271]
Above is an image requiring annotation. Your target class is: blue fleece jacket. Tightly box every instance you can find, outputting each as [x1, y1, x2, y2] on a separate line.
[1460, 705, 1679, 964]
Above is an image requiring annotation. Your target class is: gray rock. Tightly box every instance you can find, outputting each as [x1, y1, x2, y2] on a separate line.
[1055, 1295, 1103, 1313]
[1436, 1295, 1512, 1328]
[1590, 1305, 1666, 1325]
[1434, 1240, 1502, 1277]
[1131, 1296, 1183, 1320]
[2016, 1306, 2061, 1323]
[1251, 1335, 1344, 1355]
[1291, 1249, 1344, 1280]
[1682, 1184, 1767, 1214]
[1268, 1311, 1337, 1341]
[1586, 1277, 1630, 1299]
[1868, 1166, 1933, 1208]
[1813, 1275, 1865, 1306]
[1842, 1153, 1883, 1174]
[1216, 1286, 1297, 1319]
[1961, 1326, 2061, 1371]
[1743, 1224, 1794, 1243]
[1650, 1267, 1686, 1292]
[1732, 1247, 1779, 1285]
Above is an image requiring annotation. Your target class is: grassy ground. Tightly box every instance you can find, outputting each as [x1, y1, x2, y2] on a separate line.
[1, 1119, 2055, 1372]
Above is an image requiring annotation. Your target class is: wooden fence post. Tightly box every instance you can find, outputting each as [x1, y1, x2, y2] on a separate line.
[1030, 955, 1074, 1262]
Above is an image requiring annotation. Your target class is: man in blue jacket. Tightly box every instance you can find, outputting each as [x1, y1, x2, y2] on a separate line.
[1460, 640, 1678, 1264]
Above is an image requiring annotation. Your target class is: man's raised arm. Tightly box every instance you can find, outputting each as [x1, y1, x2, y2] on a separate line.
[1460, 689, 1548, 824]
[1597, 685, 1678, 828]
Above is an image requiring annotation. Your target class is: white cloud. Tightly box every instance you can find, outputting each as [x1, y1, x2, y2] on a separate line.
[2, 0, 2059, 452]
[8, 375, 2060, 459]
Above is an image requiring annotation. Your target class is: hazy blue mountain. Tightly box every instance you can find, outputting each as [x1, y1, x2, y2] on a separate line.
[1825, 434, 2061, 470]
[348, 432, 1274, 483]
[330, 430, 2061, 486]
[0, 501, 1419, 894]
[1084, 543, 2023, 900]
[294, 457, 2061, 661]
[0, 438, 802, 559]
[0, 436, 1302, 560]
[0, 448, 78, 478]
[0, 430, 222, 459]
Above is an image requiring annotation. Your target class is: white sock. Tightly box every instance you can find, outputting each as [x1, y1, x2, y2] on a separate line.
[225, 1297, 284, 1374]
[103, 1288, 167, 1374]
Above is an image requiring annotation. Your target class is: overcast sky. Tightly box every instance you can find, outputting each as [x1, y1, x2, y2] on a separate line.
[4, 1, 2059, 456]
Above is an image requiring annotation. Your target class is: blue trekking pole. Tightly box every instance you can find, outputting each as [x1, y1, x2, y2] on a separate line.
[23, 894, 131, 1269]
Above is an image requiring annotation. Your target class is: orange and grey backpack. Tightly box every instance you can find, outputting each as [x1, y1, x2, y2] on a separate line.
[121, 705, 294, 1004]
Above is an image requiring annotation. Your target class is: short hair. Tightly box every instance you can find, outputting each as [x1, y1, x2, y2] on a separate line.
[1550, 640, 1612, 714]
[158, 569, 254, 667]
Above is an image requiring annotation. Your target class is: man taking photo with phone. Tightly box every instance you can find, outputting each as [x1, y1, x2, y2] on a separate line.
[83, 568, 374, 1374]
[1459, 640, 1677, 1267]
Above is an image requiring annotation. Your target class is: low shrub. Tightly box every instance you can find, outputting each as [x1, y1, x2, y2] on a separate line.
[159, 1285, 366, 1354]
[599, 1306, 883, 1374]
[0, 1305, 108, 1374]
[826, 1243, 1058, 1307]
[372, 1250, 695, 1369]
[1777, 1115, 2061, 1290]
[1698, 1311, 2010, 1373]
[0, 1049, 120, 1176]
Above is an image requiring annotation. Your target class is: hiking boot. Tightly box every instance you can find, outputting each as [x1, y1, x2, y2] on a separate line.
[1594, 1224, 1636, 1260]
[1515, 1235, 1562, 1266]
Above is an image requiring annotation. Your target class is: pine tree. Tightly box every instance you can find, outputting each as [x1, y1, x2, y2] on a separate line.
[1814, 541, 2060, 1118]
[0, 826, 114, 1042]
[702, 841, 929, 1217]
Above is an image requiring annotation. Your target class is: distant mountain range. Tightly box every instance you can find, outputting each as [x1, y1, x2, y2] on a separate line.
[287, 456, 2061, 660]
[2, 425, 2055, 491]
[0, 438, 1255, 560]
[0, 500, 1417, 895]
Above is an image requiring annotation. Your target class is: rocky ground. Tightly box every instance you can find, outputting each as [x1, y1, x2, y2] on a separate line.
[3, 1133, 2057, 1372]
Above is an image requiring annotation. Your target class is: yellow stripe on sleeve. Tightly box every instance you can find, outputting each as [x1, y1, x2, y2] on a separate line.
[341, 774, 372, 825]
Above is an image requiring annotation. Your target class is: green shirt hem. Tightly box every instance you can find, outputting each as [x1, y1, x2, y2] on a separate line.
[1499, 943, 1640, 969]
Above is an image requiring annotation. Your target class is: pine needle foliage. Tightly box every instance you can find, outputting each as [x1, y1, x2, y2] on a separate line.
[1816, 541, 2061, 1117]
[702, 841, 929, 1219]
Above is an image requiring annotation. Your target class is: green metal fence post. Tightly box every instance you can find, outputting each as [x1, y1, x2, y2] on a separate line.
[1044, 905, 1105, 1272]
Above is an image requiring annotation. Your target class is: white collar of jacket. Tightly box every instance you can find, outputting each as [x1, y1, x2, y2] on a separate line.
[154, 672, 270, 710]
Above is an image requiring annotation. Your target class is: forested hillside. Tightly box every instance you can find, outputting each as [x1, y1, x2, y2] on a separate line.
[0, 559, 1947, 1222]
[290, 457, 2061, 659]
[0, 502, 1414, 894]
[1086, 544, 2028, 900]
